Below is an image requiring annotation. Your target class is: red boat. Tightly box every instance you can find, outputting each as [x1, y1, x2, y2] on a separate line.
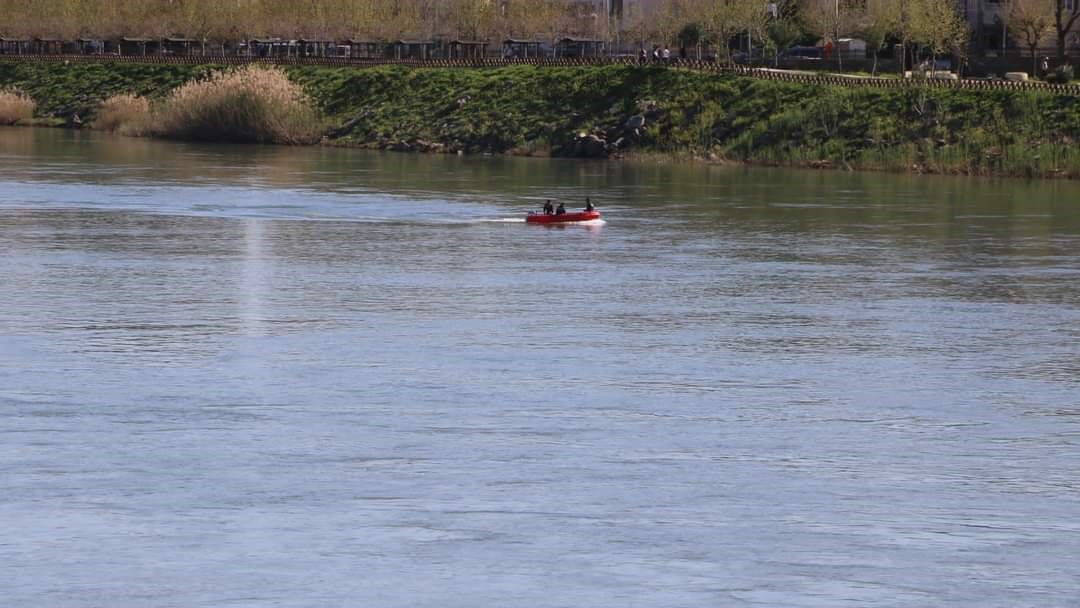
[526, 210, 601, 224]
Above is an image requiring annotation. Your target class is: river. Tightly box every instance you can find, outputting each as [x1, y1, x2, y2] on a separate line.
[2, 127, 1078, 607]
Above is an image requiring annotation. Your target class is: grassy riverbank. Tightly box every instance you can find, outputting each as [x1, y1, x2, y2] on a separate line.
[3, 60, 1080, 178]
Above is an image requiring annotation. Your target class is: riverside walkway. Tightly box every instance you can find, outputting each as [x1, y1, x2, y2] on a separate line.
[3, 53, 1078, 95]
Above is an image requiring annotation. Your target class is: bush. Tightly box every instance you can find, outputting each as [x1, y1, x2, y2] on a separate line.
[0, 88, 35, 125]
[1046, 65, 1074, 84]
[156, 65, 321, 144]
[95, 94, 151, 136]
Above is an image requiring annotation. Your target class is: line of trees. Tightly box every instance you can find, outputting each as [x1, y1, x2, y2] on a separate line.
[0, 0, 599, 42]
[642, 0, 1079, 74]
[1, 0, 1078, 72]
[639, 0, 969, 75]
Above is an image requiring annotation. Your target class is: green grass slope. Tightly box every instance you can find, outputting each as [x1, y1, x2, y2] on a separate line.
[4, 61, 1080, 178]
[0, 61, 208, 118]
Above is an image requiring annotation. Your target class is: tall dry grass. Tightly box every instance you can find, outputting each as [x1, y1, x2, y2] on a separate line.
[155, 65, 321, 144]
[95, 94, 152, 136]
[0, 88, 36, 125]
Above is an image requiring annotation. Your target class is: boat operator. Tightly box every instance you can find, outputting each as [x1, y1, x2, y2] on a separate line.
[585, 197, 595, 212]
[543, 200, 554, 215]
[555, 202, 566, 215]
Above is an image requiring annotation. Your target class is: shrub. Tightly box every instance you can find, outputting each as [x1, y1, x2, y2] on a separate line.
[156, 65, 321, 144]
[95, 94, 152, 136]
[0, 88, 35, 125]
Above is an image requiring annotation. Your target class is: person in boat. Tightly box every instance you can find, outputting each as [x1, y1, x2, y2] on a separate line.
[584, 197, 595, 212]
[555, 202, 566, 215]
[543, 199, 554, 215]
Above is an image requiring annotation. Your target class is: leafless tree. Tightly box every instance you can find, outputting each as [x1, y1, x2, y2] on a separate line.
[1052, 0, 1080, 64]
[1005, 0, 1055, 76]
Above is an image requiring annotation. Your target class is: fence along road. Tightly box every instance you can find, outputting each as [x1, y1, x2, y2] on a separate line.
[3, 53, 1079, 95]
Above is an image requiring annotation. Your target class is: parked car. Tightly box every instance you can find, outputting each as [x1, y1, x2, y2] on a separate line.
[731, 49, 768, 64]
[916, 57, 952, 71]
[783, 46, 822, 60]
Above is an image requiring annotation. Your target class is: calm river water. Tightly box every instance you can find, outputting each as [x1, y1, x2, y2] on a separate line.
[2, 127, 1079, 607]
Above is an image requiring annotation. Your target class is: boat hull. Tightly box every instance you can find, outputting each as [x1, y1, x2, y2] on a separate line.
[526, 211, 600, 224]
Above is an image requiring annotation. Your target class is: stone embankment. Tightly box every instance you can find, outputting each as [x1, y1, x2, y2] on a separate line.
[569, 103, 657, 158]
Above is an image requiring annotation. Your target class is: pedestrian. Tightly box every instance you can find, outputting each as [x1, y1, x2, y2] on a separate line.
[662, 46, 671, 63]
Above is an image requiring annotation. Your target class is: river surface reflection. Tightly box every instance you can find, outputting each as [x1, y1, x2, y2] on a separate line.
[2, 127, 1079, 607]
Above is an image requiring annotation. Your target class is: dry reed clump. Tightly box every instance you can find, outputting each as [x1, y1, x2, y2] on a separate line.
[156, 65, 321, 144]
[0, 88, 36, 125]
[95, 94, 152, 136]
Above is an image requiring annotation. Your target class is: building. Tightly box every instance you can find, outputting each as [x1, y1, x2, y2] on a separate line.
[959, 0, 1080, 56]
[958, 0, 1012, 54]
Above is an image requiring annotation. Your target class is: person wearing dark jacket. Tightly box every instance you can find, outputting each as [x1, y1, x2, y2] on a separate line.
[543, 199, 554, 215]
[555, 202, 566, 215]
[585, 197, 595, 212]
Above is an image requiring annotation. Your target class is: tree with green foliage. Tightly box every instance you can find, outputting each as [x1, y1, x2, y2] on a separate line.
[745, 0, 786, 66]
[858, 0, 900, 76]
[909, 0, 969, 75]
[767, 17, 802, 67]
[695, 0, 755, 65]
[678, 22, 705, 59]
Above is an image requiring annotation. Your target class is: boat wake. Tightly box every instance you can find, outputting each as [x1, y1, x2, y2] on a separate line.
[526, 218, 606, 227]
[365, 217, 603, 227]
